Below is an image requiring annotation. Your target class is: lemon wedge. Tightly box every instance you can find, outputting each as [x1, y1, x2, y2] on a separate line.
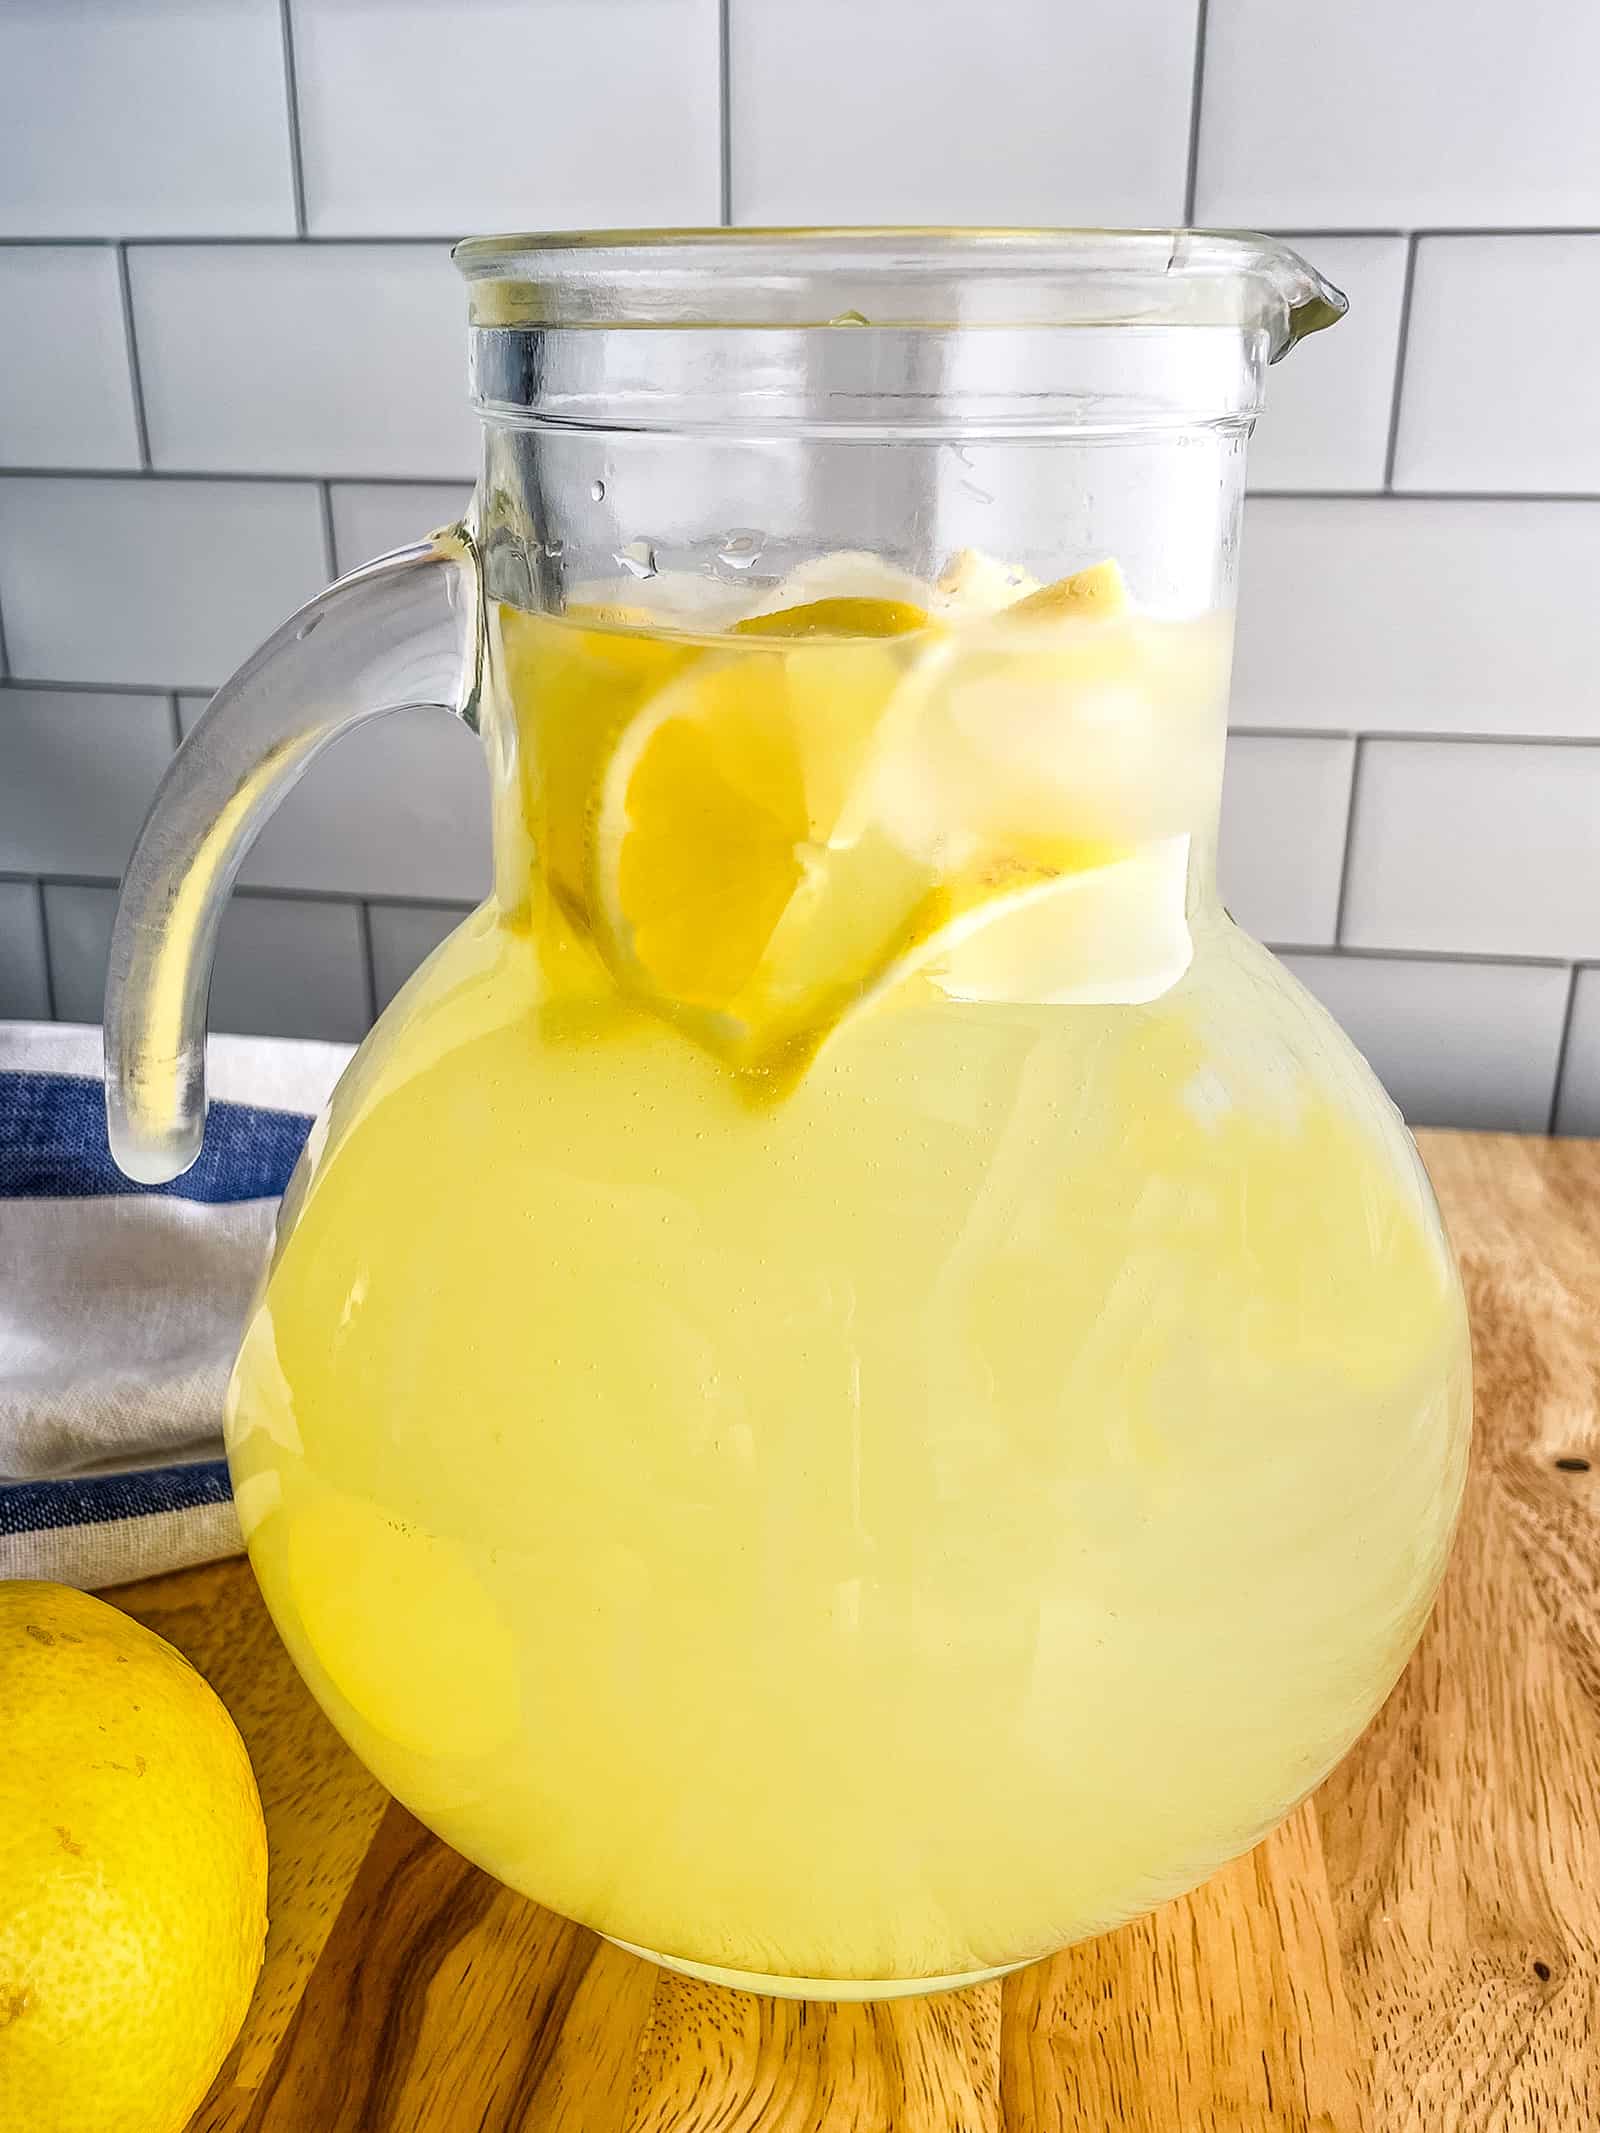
[732, 596, 931, 641]
[1004, 558, 1130, 622]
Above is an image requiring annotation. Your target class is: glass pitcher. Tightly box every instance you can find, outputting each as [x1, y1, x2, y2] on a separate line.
[105, 230, 1470, 2000]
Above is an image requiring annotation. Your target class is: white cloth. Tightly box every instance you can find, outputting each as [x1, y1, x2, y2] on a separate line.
[0, 1022, 350, 1588]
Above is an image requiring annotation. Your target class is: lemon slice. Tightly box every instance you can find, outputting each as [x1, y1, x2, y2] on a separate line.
[495, 602, 697, 926]
[518, 556, 1211, 1083]
[596, 653, 809, 1012]
[589, 618, 939, 1061]
[925, 837, 1194, 1006]
[1004, 557, 1130, 622]
[732, 596, 931, 641]
[746, 550, 933, 617]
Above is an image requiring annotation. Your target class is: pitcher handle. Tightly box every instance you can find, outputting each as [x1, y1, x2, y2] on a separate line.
[104, 524, 482, 1184]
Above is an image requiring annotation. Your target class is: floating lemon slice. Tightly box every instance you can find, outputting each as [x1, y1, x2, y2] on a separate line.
[732, 596, 931, 641]
[1003, 556, 1130, 622]
[588, 603, 935, 1060]
[496, 602, 697, 926]
[925, 836, 1193, 1007]
[515, 560, 1209, 1079]
[582, 571, 1195, 1073]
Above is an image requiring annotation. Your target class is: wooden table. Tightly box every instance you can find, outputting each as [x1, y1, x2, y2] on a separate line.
[111, 1131, 1600, 2131]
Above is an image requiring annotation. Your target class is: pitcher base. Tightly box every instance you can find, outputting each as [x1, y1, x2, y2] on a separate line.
[603, 1936, 1031, 2001]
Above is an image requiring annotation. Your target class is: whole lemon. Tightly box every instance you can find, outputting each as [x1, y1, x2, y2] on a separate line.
[0, 1582, 267, 2133]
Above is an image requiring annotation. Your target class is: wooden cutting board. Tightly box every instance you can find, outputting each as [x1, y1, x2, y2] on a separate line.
[108, 1129, 1600, 2131]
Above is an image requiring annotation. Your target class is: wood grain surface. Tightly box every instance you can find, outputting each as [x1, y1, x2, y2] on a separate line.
[105, 1129, 1600, 2132]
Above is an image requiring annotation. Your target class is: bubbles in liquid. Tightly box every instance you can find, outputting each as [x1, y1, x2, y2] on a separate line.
[615, 540, 658, 581]
[590, 479, 606, 502]
[716, 530, 765, 572]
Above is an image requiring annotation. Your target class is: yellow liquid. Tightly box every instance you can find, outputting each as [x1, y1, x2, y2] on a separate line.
[226, 605, 1470, 1994]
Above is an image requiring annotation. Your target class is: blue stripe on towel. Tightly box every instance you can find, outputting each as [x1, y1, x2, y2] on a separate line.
[0, 1071, 311, 1203]
[0, 1459, 233, 1536]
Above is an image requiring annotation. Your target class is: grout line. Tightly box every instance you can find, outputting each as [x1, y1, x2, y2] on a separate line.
[1261, 226, 1408, 241]
[1182, 0, 1210, 226]
[363, 892, 477, 913]
[36, 878, 63, 1021]
[1547, 964, 1582, 1134]
[1381, 235, 1420, 490]
[0, 576, 10, 680]
[357, 901, 379, 1026]
[7, 466, 1599, 505]
[1250, 486, 1600, 503]
[1406, 225, 1600, 239]
[166, 692, 184, 748]
[1347, 730, 1600, 751]
[35, 880, 58, 1019]
[2, 226, 1598, 248]
[4, 870, 124, 892]
[1231, 723, 1362, 741]
[114, 244, 153, 469]
[718, 0, 734, 226]
[1278, 942, 1578, 972]
[118, 234, 453, 248]
[3, 677, 206, 699]
[317, 479, 339, 580]
[278, 0, 310, 238]
[0, 466, 473, 489]
[1331, 735, 1364, 945]
[1230, 722, 1600, 749]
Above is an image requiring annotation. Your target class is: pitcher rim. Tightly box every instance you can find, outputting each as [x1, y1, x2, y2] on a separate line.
[453, 227, 1346, 358]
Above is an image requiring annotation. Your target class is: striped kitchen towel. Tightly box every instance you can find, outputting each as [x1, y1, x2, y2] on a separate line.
[0, 1021, 349, 1590]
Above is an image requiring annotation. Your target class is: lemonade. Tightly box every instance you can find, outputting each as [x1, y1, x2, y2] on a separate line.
[224, 564, 1470, 1993]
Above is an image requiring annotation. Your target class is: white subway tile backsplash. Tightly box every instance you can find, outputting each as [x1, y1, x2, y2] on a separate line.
[1248, 239, 1408, 494]
[0, 249, 141, 470]
[44, 882, 369, 1042]
[369, 902, 472, 1012]
[132, 248, 476, 479]
[0, 0, 1594, 1129]
[40, 884, 114, 1025]
[177, 696, 489, 903]
[1554, 969, 1600, 1138]
[731, 0, 1194, 226]
[0, 689, 172, 877]
[291, 0, 721, 237]
[0, 478, 327, 690]
[0, 0, 296, 238]
[1196, 0, 1600, 227]
[328, 485, 473, 576]
[1283, 952, 1569, 1134]
[1342, 740, 1600, 962]
[1393, 238, 1600, 497]
[0, 881, 50, 1018]
[1232, 499, 1600, 740]
[210, 895, 371, 1042]
[1218, 734, 1354, 947]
